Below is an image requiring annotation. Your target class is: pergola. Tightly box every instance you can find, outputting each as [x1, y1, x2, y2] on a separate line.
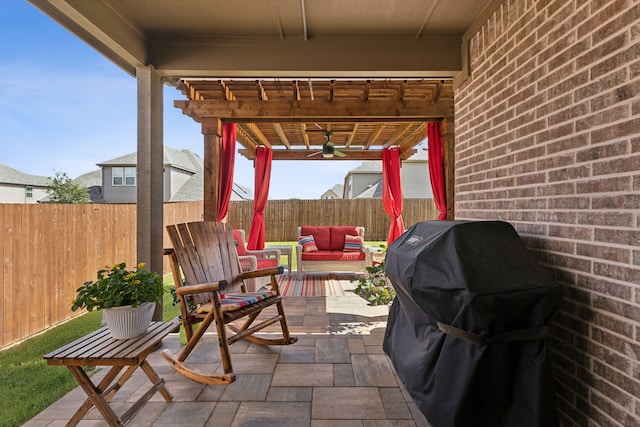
[175, 78, 455, 222]
[27, 0, 500, 283]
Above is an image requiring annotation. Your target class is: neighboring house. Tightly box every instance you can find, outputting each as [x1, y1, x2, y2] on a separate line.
[321, 184, 343, 199]
[343, 161, 383, 199]
[0, 164, 51, 204]
[400, 148, 433, 199]
[342, 148, 432, 199]
[72, 169, 103, 202]
[94, 147, 252, 203]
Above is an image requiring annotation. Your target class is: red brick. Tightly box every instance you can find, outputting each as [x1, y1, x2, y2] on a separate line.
[590, 80, 640, 112]
[576, 105, 630, 132]
[576, 243, 631, 264]
[592, 360, 640, 398]
[576, 33, 627, 70]
[592, 155, 640, 176]
[549, 166, 591, 182]
[577, 176, 632, 193]
[516, 172, 547, 186]
[548, 72, 590, 101]
[537, 153, 576, 170]
[576, 141, 628, 163]
[549, 224, 593, 240]
[591, 42, 640, 80]
[546, 133, 589, 155]
[594, 227, 640, 246]
[536, 211, 577, 224]
[537, 182, 576, 196]
[574, 69, 628, 102]
[536, 123, 575, 143]
[593, 291, 640, 322]
[592, 121, 640, 144]
[576, 0, 630, 40]
[577, 212, 635, 227]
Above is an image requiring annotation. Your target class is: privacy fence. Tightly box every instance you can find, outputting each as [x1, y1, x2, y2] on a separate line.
[0, 198, 435, 348]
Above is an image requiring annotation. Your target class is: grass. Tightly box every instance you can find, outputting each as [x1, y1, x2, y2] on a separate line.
[0, 242, 385, 427]
[0, 281, 179, 427]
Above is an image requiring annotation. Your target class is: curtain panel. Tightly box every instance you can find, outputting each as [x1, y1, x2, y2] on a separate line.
[247, 146, 272, 249]
[427, 122, 446, 220]
[215, 123, 236, 221]
[382, 147, 405, 245]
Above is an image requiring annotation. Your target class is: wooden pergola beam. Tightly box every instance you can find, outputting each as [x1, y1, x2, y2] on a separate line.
[176, 99, 453, 121]
[239, 148, 417, 161]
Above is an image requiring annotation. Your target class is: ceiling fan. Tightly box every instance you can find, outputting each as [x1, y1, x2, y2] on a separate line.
[306, 131, 346, 158]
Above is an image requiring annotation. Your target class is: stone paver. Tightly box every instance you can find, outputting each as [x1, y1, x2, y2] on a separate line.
[312, 387, 386, 420]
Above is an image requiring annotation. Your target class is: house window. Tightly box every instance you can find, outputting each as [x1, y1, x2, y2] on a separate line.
[112, 167, 136, 186]
[26, 185, 33, 198]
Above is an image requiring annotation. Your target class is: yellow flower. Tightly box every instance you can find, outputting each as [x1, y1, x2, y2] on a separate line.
[133, 280, 141, 285]
[138, 262, 146, 269]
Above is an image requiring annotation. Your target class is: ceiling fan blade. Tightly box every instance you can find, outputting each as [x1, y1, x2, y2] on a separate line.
[334, 150, 347, 157]
[306, 150, 323, 157]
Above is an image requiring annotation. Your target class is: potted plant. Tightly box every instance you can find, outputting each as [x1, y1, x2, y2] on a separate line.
[72, 262, 164, 339]
[352, 245, 396, 305]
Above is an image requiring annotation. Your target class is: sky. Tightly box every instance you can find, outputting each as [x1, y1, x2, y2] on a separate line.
[0, 1, 368, 200]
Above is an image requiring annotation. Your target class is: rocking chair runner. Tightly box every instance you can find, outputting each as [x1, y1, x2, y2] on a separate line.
[162, 221, 297, 385]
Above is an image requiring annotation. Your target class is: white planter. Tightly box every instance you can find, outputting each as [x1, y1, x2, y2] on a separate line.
[103, 302, 155, 339]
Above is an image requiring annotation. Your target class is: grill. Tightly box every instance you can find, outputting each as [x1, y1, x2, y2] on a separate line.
[383, 220, 562, 427]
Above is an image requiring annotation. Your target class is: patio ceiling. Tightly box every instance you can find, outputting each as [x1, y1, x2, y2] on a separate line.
[28, 0, 501, 160]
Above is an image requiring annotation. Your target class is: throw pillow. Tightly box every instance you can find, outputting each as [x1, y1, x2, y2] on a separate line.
[343, 234, 364, 252]
[299, 235, 318, 252]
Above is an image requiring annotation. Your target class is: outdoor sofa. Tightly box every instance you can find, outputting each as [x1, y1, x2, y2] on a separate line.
[296, 225, 371, 273]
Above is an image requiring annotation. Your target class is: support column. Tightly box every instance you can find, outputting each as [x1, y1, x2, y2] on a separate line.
[136, 65, 164, 321]
[441, 117, 455, 220]
[202, 118, 222, 221]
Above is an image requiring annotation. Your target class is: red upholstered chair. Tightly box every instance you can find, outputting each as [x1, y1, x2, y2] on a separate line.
[233, 229, 281, 291]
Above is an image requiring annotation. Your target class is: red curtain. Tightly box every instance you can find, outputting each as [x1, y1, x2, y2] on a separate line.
[247, 146, 272, 250]
[215, 123, 236, 221]
[428, 122, 447, 220]
[382, 147, 405, 245]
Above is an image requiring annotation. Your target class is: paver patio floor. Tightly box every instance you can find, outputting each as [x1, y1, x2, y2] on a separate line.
[26, 295, 432, 427]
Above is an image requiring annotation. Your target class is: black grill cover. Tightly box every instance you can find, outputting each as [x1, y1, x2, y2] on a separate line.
[383, 220, 562, 427]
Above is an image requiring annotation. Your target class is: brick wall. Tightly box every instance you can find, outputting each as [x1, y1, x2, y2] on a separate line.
[454, 0, 639, 426]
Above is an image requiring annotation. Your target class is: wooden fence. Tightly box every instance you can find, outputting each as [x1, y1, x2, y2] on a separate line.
[228, 198, 438, 241]
[0, 198, 435, 348]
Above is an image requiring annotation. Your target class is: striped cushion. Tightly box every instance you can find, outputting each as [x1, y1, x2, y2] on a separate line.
[298, 234, 318, 252]
[197, 291, 277, 313]
[343, 234, 364, 252]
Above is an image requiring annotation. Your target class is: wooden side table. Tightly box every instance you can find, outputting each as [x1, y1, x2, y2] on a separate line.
[44, 319, 180, 426]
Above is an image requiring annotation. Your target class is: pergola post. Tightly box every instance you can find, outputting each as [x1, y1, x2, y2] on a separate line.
[136, 65, 164, 320]
[202, 118, 222, 221]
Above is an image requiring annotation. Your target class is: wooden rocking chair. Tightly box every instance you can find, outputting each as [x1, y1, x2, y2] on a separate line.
[162, 221, 297, 385]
